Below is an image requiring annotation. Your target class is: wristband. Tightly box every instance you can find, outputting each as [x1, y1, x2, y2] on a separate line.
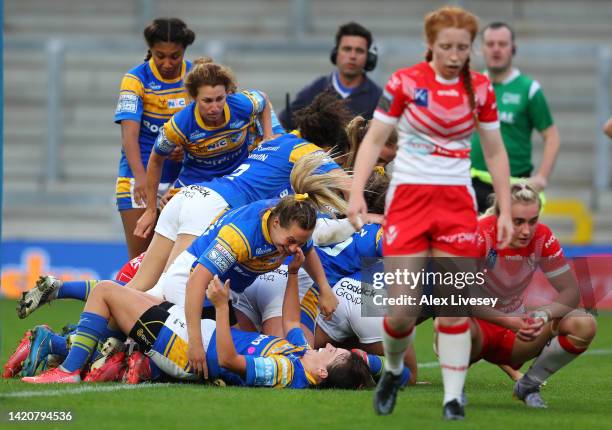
[288, 270, 299, 275]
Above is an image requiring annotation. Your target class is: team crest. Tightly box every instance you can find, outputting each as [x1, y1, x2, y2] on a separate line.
[414, 88, 429, 107]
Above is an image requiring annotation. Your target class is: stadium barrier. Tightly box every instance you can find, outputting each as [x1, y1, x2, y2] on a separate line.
[2, 240, 611, 310]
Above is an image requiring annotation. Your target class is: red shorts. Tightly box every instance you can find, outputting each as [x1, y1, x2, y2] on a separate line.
[473, 318, 522, 370]
[383, 184, 478, 256]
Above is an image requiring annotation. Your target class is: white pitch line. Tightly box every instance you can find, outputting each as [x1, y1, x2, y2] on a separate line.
[417, 348, 612, 369]
[3, 349, 611, 398]
[0, 383, 173, 399]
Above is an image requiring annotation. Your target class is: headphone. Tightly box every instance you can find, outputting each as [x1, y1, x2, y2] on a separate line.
[330, 40, 378, 72]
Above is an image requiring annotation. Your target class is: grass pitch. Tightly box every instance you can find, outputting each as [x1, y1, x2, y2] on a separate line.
[1, 299, 610, 430]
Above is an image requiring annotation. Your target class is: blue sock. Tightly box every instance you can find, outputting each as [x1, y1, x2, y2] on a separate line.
[367, 353, 411, 387]
[49, 334, 69, 357]
[61, 312, 108, 372]
[57, 280, 99, 301]
[150, 359, 161, 380]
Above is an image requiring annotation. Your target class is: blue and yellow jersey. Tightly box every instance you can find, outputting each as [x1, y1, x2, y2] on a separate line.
[208, 327, 314, 388]
[316, 223, 383, 286]
[205, 132, 340, 209]
[187, 198, 313, 293]
[114, 58, 191, 183]
[248, 108, 286, 151]
[154, 89, 266, 186]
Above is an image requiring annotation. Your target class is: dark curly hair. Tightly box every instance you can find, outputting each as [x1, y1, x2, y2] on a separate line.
[292, 91, 353, 158]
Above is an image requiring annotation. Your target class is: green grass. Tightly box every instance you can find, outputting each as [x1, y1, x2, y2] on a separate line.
[1, 299, 610, 429]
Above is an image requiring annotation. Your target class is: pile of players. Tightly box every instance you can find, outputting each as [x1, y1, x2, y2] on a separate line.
[3, 6, 597, 422]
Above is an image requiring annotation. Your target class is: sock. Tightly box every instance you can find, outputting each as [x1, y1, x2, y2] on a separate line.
[49, 334, 69, 357]
[57, 280, 99, 301]
[60, 312, 108, 372]
[382, 316, 414, 376]
[437, 321, 471, 405]
[300, 287, 319, 333]
[366, 353, 411, 386]
[523, 335, 587, 385]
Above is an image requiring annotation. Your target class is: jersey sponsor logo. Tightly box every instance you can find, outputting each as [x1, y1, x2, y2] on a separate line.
[437, 89, 460, 97]
[154, 129, 175, 154]
[388, 74, 401, 91]
[206, 139, 229, 151]
[378, 90, 394, 113]
[255, 246, 275, 256]
[168, 98, 186, 109]
[148, 81, 162, 90]
[499, 111, 515, 124]
[501, 93, 521, 105]
[207, 242, 236, 273]
[256, 145, 280, 152]
[414, 88, 429, 107]
[248, 153, 268, 162]
[143, 119, 164, 134]
[116, 93, 139, 114]
[436, 231, 476, 244]
[229, 120, 246, 129]
[544, 234, 557, 249]
[386, 225, 398, 245]
[250, 334, 269, 346]
[402, 136, 435, 155]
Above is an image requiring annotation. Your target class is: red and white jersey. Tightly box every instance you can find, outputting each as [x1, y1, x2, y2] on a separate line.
[115, 252, 145, 283]
[477, 215, 571, 313]
[375, 62, 499, 186]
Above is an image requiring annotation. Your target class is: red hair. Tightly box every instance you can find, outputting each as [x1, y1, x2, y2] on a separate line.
[424, 7, 479, 113]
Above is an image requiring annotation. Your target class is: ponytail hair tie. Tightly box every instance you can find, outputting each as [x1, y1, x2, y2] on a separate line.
[294, 193, 309, 201]
[373, 166, 386, 176]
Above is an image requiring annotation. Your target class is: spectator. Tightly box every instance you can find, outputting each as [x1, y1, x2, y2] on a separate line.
[278, 22, 382, 129]
[471, 22, 560, 212]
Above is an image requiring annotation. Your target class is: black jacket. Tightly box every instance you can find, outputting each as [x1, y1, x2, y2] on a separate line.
[279, 73, 382, 129]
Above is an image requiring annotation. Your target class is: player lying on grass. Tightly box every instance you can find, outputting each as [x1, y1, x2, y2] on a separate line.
[21, 249, 373, 389]
[467, 183, 597, 408]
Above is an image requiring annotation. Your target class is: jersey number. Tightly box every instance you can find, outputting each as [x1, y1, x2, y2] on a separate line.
[227, 163, 251, 180]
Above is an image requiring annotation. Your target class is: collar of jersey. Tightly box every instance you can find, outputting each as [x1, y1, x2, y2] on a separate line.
[305, 370, 318, 386]
[484, 68, 520, 86]
[290, 130, 301, 138]
[149, 58, 187, 84]
[427, 61, 460, 85]
[261, 209, 273, 244]
[194, 103, 230, 130]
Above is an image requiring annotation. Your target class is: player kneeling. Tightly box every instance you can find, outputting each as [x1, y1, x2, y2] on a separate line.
[470, 183, 597, 408]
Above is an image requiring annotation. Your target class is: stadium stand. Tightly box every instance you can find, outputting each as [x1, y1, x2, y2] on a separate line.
[3, 0, 612, 241]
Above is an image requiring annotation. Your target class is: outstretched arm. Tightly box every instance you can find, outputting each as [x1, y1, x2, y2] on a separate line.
[282, 248, 305, 334]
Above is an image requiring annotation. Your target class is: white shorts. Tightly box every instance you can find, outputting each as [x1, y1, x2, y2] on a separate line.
[158, 250, 240, 307]
[316, 276, 383, 344]
[155, 185, 228, 242]
[233, 265, 314, 331]
[156, 250, 196, 306]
